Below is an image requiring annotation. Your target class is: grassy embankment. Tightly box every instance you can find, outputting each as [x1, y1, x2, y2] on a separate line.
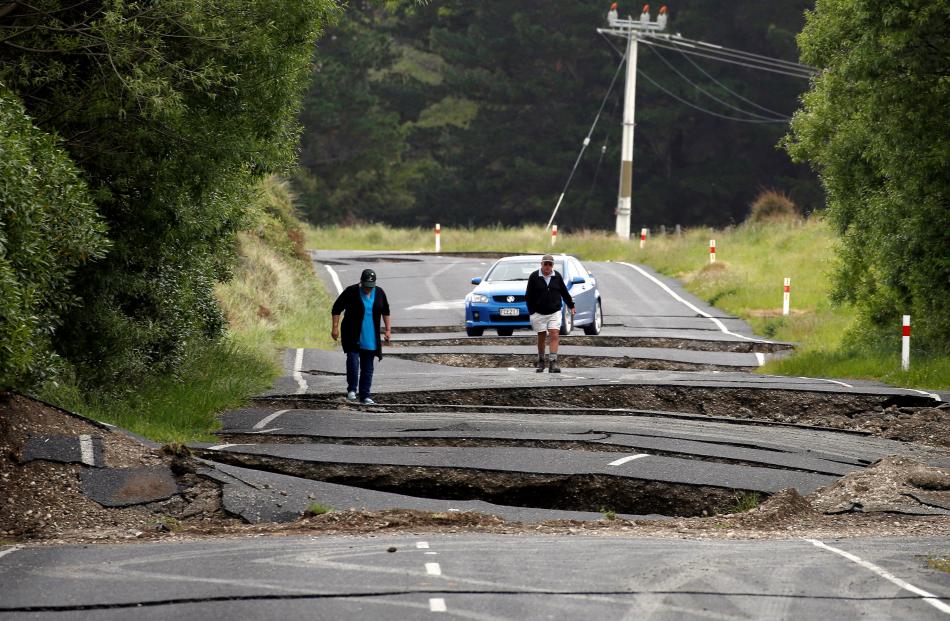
[41, 177, 334, 442]
[306, 221, 949, 390]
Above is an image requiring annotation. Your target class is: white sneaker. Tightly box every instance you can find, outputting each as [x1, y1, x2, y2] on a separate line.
[346, 391, 358, 403]
[361, 397, 376, 405]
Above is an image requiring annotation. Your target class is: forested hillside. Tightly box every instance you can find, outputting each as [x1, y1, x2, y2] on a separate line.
[294, 0, 822, 229]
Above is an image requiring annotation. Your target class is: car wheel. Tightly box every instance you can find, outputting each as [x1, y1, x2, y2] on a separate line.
[496, 327, 514, 337]
[466, 327, 484, 337]
[559, 308, 573, 336]
[583, 300, 603, 335]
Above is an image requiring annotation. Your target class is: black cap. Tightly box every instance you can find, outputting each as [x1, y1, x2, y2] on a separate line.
[360, 268, 377, 288]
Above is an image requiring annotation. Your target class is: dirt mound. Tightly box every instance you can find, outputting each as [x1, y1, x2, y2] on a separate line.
[0, 392, 238, 541]
[808, 456, 950, 515]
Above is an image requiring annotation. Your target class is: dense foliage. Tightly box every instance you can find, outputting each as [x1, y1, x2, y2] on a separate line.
[785, 0, 950, 350]
[0, 0, 337, 386]
[295, 0, 821, 229]
[0, 88, 109, 387]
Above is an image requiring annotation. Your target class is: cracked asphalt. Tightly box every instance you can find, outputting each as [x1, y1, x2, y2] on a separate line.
[3, 251, 948, 619]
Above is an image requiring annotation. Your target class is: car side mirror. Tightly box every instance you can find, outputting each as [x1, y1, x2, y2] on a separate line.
[471, 277, 482, 285]
[571, 276, 586, 285]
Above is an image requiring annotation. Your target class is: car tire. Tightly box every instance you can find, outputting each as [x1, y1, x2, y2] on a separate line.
[583, 300, 603, 335]
[466, 327, 484, 337]
[559, 308, 573, 336]
[496, 327, 514, 337]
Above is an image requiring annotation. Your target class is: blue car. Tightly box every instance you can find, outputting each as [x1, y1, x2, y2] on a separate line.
[465, 254, 603, 337]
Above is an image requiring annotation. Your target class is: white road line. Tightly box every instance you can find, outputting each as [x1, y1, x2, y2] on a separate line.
[424, 551, 439, 555]
[325, 265, 343, 295]
[416, 541, 430, 549]
[754, 352, 765, 366]
[608, 454, 649, 466]
[0, 545, 22, 560]
[425, 562, 442, 576]
[429, 597, 447, 612]
[908, 388, 942, 402]
[252, 409, 289, 431]
[248, 427, 283, 434]
[293, 348, 307, 395]
[807, 539, 950, 614]
[78, 434, 95, 466]
[798, 376, 854, 389]
[617, 262, 770, 343]
[206, 444, 252, 451]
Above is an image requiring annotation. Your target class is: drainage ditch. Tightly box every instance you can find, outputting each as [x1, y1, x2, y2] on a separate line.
[194, 449, 755, 517]
[388, 352, 753, 373]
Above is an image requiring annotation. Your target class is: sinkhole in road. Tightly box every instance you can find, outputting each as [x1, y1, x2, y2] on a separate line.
[388, 335, 792, 353]
[388, 352, 752, 373]
[196, 450, 756, 517]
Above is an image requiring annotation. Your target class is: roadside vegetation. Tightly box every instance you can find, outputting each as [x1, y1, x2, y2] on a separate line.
[306, 216, 949, 391]
[40, 178, 332, 443]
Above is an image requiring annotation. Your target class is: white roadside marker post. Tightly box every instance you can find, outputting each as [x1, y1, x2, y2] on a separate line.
[640, 227, 647, 249]
[902, 315, 911, 371]
[435, 223, 441, 253]
[709, 239, 716, 264]
[551, 224, 558, 247]
[783, 277, 791, 316]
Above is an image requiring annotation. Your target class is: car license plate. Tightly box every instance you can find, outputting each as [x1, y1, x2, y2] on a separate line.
[500, 308, 519, 316]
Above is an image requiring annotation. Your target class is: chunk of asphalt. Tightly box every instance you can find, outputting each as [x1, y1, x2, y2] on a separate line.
[196, 460, 660, 523]
[81, 466, 179, 507]
[903, 492, 950, 512]
[23, 435, 103, 467]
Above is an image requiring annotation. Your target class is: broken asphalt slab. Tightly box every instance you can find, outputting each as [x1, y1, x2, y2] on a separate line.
[81, 466, 179, 508]
[22, 435, 103, 467]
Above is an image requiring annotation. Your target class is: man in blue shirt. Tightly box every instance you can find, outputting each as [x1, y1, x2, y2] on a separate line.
[331, 269, 391, 404]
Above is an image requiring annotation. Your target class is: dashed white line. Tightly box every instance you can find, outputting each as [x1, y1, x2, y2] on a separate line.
[293, 348, 307, 395]
[252, 409, 289, 431]
[908, 388, 942, 402]
[617, 262, 770, 343]
[754, 352, 766, 366]
[806, 539, 950, 614]
[206, 444, 252, 451]
[0, 545, 22, 560]
[325, 265, 343, 295]
[608, 454, 649, 466]
[416, 541, 430, 549]
[78, 434, 95, 466]
[425, 562, 442, 576]
[429, 597, 447, 612]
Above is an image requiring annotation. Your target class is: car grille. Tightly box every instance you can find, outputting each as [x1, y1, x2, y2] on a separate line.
[492, 295, 525, 303]
[489, 314, 529, 323]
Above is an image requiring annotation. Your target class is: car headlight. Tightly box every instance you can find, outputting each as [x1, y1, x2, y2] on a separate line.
[467, 293, 490, 304]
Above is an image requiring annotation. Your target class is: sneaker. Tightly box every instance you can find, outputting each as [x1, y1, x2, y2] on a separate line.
[548, 361, 561, 373]
[346, 391, 358, 403]
[361, 397, 376, 405]
[535, 358, 545, 373]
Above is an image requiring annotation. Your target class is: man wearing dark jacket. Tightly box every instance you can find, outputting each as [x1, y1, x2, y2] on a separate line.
[331, 268, 391, 404]
[524, 254, 575, 373]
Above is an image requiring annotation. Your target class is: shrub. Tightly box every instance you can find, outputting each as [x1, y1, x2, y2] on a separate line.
[747, 190, 800, 223]
[0, 89, 109, 388]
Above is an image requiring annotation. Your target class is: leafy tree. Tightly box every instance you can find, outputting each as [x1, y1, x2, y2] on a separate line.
[784, 0, 950, 349]
[0, 88, 109, 388]
[0, 0, 337, 384]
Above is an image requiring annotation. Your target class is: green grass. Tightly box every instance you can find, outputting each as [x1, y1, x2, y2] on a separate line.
[719, 492, 761, 514]
[928, 557, 950, 574]
[305, 502, 334, 516]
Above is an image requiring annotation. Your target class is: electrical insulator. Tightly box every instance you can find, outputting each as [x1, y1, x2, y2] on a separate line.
[657, 5, 668, 29]
[640, 5, 650, 25]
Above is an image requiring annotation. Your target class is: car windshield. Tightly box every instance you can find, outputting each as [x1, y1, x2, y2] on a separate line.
[486, 260, 564, 282]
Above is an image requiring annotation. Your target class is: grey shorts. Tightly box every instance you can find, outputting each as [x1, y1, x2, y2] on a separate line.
[530, 311, 561, 332]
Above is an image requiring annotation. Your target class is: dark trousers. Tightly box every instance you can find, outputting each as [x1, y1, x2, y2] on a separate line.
[346, 349, 375, 400]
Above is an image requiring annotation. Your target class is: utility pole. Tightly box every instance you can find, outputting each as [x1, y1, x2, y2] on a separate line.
[600, 4, 668, 239]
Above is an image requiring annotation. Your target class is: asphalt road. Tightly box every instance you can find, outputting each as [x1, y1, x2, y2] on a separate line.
[2, 536, 948, 619]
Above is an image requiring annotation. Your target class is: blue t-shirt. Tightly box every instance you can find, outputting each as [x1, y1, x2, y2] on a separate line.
[358, 288, 376, 350]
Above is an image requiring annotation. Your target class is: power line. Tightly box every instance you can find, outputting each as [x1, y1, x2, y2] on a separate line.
[636, 66, 790, 123]
[662, 33, 816, 73]
[675, 47, 792, 118]
[636, 36, 814, 79]
[545, 47, 627, 229]
[646, 45, 789, 121]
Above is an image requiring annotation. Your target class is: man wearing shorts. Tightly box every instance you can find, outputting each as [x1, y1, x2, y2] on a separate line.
[525, 254, 575, 373]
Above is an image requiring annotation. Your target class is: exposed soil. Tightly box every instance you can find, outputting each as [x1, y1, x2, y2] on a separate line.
[390, 335, 792, 353]
[389, 352, 754, 373]
[4, 392, 949, 546]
